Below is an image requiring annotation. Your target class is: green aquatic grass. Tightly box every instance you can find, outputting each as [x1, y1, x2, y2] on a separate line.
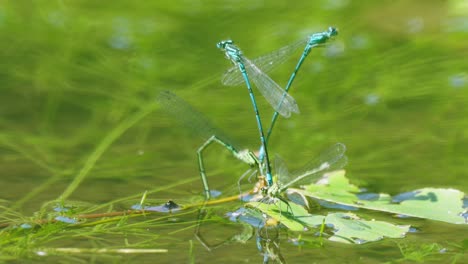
[0, 193, 199, 260]
[1, 181, 464, 262]
[59, 101, 159, 200]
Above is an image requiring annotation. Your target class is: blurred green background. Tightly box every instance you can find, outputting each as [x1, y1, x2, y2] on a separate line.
[0, 0, 467, 263]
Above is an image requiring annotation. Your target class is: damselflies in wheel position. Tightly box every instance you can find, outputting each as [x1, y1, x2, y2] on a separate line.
[217, 40, 299, 187]
[156, 91, 260, 199]
[218, 27, 338, 182]
[158, 28, 338, 199]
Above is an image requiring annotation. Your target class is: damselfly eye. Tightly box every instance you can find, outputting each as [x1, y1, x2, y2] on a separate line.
[217, 40, 234, 49]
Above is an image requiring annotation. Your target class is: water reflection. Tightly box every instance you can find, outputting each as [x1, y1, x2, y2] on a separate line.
[237, 208, 286, 263]
[444, 17, 468, 32]
[364, 93, 380, 105]
[350, 35, 370, 50]
[109, 17, 133, 50]
[322, 0, 350, 10]
[325, 41, 345, 57]
[407, 17, 424, 34]
[256, 219, 285, 264]
[449, 73, 467, 89]
[47, 11, 65, 28]
[197, 206, 287, 263]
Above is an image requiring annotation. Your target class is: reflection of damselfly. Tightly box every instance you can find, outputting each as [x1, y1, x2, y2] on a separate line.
[236, 207, 286, 263]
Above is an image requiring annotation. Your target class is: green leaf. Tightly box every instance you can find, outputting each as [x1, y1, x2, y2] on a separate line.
[246, 200, 308, 232]
[300, 212, 410, 244]
[297, 170, 467, 224]
[244, 200, 411, 244]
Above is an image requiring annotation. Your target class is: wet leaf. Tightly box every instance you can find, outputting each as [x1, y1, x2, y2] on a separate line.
[300, 212, 410, 244]
[298, 170, 466, 224]
[245, 200, 411, 244]
[246, 200, 308, 231]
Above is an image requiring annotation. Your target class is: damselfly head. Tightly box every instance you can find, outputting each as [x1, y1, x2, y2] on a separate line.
[216, 40, 233, 49]
[309, 27, 338, 45]
[328, 27, 338, 36]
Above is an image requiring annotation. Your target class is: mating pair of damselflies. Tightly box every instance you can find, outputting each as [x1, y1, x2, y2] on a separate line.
[216, 27, 344, 195]
[157, 27, 345, 202]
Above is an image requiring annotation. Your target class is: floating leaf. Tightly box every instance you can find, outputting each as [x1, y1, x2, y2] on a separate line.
[297, 170, 466, 224]
[241, 170, 464, 244]
[246, 200, 308, 231]
[300, 213, 410, 244]
[245, 201, 410, 244]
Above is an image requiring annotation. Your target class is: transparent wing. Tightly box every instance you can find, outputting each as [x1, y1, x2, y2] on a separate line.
[280, 143, 347, 191]
[244, 58, 300, 118]
[156, 90, 238, 148]
[274, 154, 290, 185]
[221, 38, 307, 86]
[249, 38, 308, 74]
[221, 65, 244, 86]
